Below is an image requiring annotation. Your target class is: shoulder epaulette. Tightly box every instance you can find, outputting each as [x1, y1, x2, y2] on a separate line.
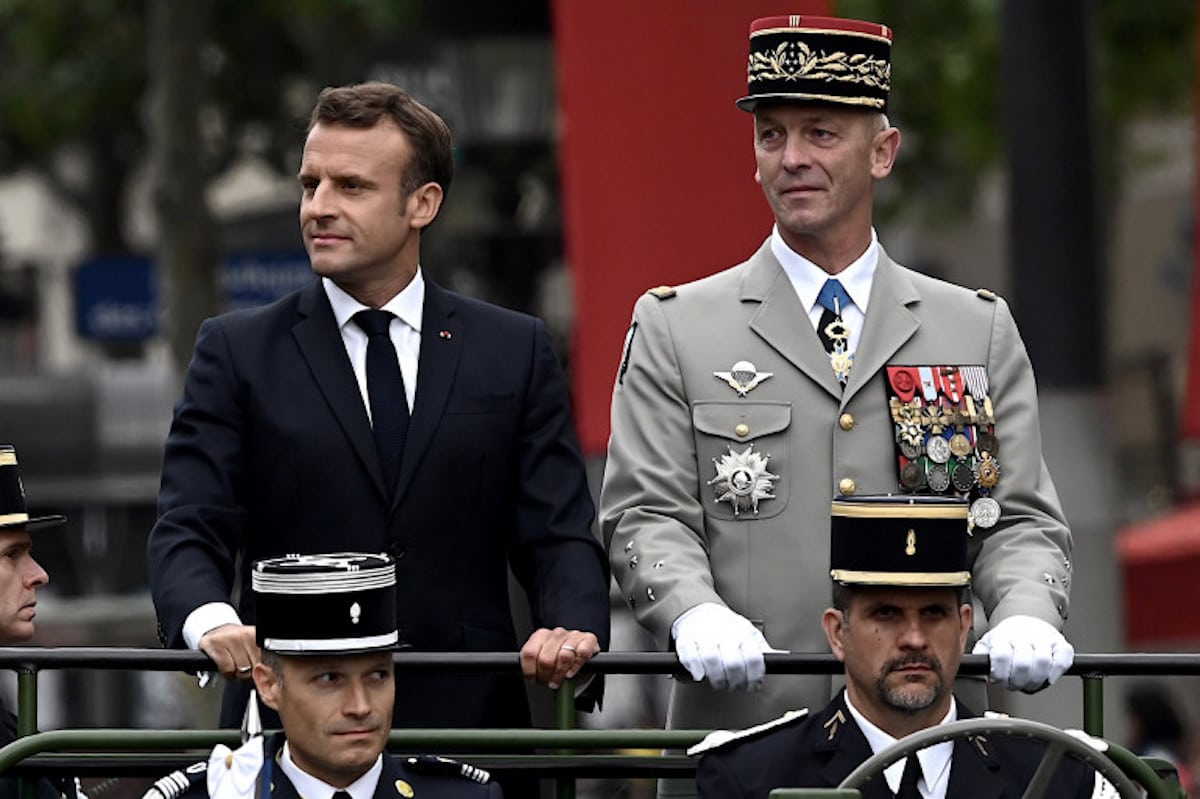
[141, 761, 207, 799]
[647, 285, 677, 300]
[976, 288, 997, 302]
[405, 754, 491, 784]
[686, 708, 809, 757]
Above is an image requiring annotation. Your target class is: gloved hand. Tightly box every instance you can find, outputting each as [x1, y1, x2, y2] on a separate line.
[972, 615, 1074, 692]
[671, 603, 778, 690]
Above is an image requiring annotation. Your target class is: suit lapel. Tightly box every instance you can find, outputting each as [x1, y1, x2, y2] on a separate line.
[743, 241, 844, 399]
[947, 736, 1005, 799]
[814, 698, 893, 798]
[263, 735, 299, 799]
[842, 251, 920, 404]
[292, 283, 388, 498]
[392, 279, 462, 508]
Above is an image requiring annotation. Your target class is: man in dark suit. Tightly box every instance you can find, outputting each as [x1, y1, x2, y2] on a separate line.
[692, 496, 1109, 799]
[147, 553, 501, 799]
[146, 82, 609, 732]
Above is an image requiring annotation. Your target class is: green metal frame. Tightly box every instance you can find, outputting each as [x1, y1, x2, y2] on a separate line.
[1, 650, 1197, 799]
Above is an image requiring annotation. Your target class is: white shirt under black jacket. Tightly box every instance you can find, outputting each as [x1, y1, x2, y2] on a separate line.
[181, 270, 424, 648]
[843, 691, 1116, 799]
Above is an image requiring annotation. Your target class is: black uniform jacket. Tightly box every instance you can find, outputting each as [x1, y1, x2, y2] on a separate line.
[147, 278, 609, 727]
[696, 693, 1101, 799]
[154, 729, 501, 791]
[0, 703, 75, 799]
[156, 733, 502, 799]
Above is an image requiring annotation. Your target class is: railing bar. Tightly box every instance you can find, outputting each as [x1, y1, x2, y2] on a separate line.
[4, 649, 1200, 674]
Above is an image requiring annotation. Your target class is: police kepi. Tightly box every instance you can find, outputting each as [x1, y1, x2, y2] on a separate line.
[146, 553, 502, 799]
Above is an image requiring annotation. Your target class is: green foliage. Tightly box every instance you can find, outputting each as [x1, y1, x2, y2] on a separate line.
[0, 0, 420, 251]
[836, 0, 1194, 223]
[0, 0, 146, 164]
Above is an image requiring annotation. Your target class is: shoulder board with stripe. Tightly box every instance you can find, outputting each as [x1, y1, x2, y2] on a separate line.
[647, 285, 677, 300]
[975, 288, 997, 301]
[686, 708, 809, 756]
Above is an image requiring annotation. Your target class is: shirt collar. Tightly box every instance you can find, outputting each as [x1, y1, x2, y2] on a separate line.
[770, 226, 878, 314]
[323, 269, 425, 334]
[279, 741, 384, 799]
[842, 689, 957, 794]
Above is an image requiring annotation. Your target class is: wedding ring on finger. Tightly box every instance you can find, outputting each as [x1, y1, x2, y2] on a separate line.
[559, 644, 577, 653]
[237, 665, 253, 674]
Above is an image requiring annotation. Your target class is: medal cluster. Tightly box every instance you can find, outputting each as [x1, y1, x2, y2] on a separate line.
[886, 365, 1001, 530]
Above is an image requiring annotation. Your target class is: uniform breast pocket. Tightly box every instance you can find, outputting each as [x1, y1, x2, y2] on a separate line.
[692, 401, 791, 521]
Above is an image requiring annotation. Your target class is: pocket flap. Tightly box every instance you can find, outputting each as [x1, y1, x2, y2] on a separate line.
[692, 401, 791, 440]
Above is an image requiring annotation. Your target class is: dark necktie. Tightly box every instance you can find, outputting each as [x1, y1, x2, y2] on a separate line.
[353, 309, 409, 495]
[895, 754, 922, 799]
[332, 791, 352, 799]
[815, 277, 852, 353]
[816, 278, 854, 384]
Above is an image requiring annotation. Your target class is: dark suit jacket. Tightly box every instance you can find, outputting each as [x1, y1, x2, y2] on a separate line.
[147, 278, 609, 727]
[696, 694, 1100, 799]
[168, 733, 502, 799]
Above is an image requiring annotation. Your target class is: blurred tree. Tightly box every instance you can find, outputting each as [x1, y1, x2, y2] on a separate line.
[0, 0, 418, 369]
[836, 0, 1194, 223]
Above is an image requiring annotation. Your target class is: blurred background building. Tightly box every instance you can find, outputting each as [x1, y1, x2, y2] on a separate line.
[0, 0, 1196, 788]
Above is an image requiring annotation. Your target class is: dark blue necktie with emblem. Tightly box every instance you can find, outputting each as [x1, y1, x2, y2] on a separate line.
[815, 278, 852, 353]
[816, 278, 854, 384]
[353, 309, 409, 497]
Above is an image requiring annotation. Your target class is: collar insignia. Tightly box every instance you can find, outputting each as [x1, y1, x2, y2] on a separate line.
[823, 709, 847, 741]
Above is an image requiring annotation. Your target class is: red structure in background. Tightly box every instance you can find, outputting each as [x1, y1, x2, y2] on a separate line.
[1117, 504, 1200, 645]
[551, 0, 829, 455]
[1115, 14, 1200, 647]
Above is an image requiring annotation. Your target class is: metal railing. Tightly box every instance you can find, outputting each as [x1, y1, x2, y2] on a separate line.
[1, 649, 1198, 798]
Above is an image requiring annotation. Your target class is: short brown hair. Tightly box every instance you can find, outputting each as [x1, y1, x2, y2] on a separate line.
[309, 81, 454, 199]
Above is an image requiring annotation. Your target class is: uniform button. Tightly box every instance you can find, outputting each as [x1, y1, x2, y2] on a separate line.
[839, 413, 855, 431]
[838, 478, 856, 495]
[388, 542, 406, 558]
[734, 423, 750, 438]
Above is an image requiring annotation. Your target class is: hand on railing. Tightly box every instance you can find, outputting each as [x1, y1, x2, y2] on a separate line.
[672, 603, 786, 691]
[198, 624, 260, 684]
[972, 615, 1075, 693]
[519, 627, 600, 690]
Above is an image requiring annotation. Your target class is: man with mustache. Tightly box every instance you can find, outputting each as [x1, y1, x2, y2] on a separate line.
[691, 496, 1105, 799]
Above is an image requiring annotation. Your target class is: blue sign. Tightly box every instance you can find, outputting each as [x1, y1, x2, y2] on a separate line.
[74, 256, 159, 341]
[222, 252, 315, 311]
[74, 252, 314, 342]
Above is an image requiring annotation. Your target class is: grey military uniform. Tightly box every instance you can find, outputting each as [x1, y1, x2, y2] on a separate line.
[600, 240, 1071, 737]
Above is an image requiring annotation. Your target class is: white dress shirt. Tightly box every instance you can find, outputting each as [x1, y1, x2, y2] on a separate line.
[323, 272, 423, 415]
[843, 690, 957, 799]
[771, 226, 878, 357]
[280, 740, 384, 799]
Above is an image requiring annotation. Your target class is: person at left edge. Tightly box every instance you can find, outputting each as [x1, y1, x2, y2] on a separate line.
[0, 445, 80, 799]
[146, 81, 610, 729]
[143, 552, 501, 799]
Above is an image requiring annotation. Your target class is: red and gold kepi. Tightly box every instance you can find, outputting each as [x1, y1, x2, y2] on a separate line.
[0, 445, 66, 531]
[737, 14, 893, 112]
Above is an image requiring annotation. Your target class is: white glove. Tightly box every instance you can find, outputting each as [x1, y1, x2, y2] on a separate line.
[972, 615, 1074, 692]
[671, 603, 778, 691]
